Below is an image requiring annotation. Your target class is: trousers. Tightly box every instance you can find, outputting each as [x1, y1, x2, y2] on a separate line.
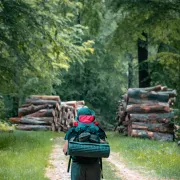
[71, 161, 101, 180]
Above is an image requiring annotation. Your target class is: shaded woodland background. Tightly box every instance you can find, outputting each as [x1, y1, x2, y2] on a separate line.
[0, 0, 180, 127]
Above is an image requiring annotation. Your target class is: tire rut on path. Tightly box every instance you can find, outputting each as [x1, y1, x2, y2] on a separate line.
[106, 152, 152, 180]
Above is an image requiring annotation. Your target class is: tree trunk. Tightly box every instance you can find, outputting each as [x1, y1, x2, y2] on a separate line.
[26, 109, 55, 117]
[127, 53, 133, 88]
[128, 88, 169, 102]
[62, 101, 77, 108]
[30, 95, 60, 102]
[10, 117, 53, 124]
[130, 112, 174, 123]
[25, 98, 58, 106]
[158, 90, 177, 98]
[18, 104, 49, 117]
[130, 85, 163, 92]
[138, 32, 150, 87]
[131, 129, 174, 141]
[16, 124, 51, 131]
[128, 97, 169, 106]
[132, 122, 174, 133]
[126, 104, 171, 113]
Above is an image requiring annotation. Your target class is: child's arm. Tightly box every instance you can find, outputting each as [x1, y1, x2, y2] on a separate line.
[63, 140, 68, 155]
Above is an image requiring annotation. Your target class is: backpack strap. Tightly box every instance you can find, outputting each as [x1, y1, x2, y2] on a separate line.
[67, 156, 72, 173]
[100, 158, 103, 179]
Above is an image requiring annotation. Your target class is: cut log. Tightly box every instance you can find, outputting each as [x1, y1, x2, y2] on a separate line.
[10, 117, 53, 125]
[128, 89, 169, 102]
[128, 97, 169, 106]
[21, 104, 31, 107]
[131, 129, 174, 141]
[132, 122, 174, 133]
[62, 101, 77, 108]
[9, 117, 21, 123]
[129, 113, 174, 123]
[122, 94, 128, 103]
[158, 90, 177, 98]
[131, 85, 162, 92]
[26, 109, 55, 117]
[25, 98, 59, 106]
[168, 97, 176, 106]
[126, 104, 171, 113]
[30, 95, 60, 102]
[22, 117, 53, 123]
[77, 101, 85, 105]
[16, 124, 51, 131]
[18, 104, 49, 117]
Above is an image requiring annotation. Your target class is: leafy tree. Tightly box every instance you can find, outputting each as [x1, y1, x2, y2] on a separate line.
[108, 0, 180, 106]
[0, 0, 93, 116]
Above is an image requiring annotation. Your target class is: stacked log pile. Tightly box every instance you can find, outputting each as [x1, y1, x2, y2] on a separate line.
[56, 100, 85, 132]
[115, 85, 177, 141]
[10, 97, 85, 132]
[10, 95, 61, 131]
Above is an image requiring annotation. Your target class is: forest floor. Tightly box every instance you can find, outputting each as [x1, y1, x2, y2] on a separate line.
[45, 137, 161, 180]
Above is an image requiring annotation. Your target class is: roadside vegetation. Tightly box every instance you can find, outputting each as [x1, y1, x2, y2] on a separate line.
[107, 132, 180, 180]
[1, 130, 180, 180]
[0, 131, 60, 180]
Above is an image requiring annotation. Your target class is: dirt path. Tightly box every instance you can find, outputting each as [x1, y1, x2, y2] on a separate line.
[45, 137, 158, 180]
[45, 137, 71, 180]
[106, 152, 157, 180]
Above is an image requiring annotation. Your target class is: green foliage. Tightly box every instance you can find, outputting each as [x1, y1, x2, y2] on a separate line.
[103, 160, 122, 180]
[0, 0, 93, 99]
[55, 1, 129, 123]
[0, 98, 5, 119]
[0, 131, 62, 180]
[108, 132, 180, 179]
[0, 121, 15, 132]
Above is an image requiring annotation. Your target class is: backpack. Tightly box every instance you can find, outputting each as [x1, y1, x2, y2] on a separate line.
[67, 110, 110, 178]
[67, 109, 110, 158]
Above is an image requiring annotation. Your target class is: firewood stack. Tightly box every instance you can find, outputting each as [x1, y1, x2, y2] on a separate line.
[9, 95, 61, 131]
[115, 85, 177, 141]
[55, 100, 85, 132]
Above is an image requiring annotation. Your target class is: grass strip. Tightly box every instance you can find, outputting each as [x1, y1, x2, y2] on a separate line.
[103, 159, 122, 180]
[0, 130, 62, 180]
[107, 132, 180, 179]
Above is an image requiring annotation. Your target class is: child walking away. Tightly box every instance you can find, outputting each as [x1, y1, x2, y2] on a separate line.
[63, 106, 110, 180]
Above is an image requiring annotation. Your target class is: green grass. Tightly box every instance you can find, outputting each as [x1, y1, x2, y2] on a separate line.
[103, 160, 121, 180]
[1, 130, 179, 180]
[107, 131, 180, 180]
[0, 130, 63, 180]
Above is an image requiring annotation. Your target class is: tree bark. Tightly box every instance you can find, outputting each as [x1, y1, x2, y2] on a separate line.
[132, 122, 174, 133]
[128, 88, 169, 102]
[16, 124, 51, 131]
[131, 129, 174, 141]
[138, 32, 150, 88]
[18, 104, 49, 117]
[126, 104, 171, 113]
[62, 101, 77, 108]
[25, 98, 59, 106]
[26, 109, 55, 117]
[10, 117, 53, 124]
[130, 112, 174, 123]
[130, 85, 162, 92]
[30, 95, 60, 102]
[128, 97, 169, 106]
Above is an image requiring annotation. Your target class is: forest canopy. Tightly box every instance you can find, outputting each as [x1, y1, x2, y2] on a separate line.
[0, 0, 180, 124]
